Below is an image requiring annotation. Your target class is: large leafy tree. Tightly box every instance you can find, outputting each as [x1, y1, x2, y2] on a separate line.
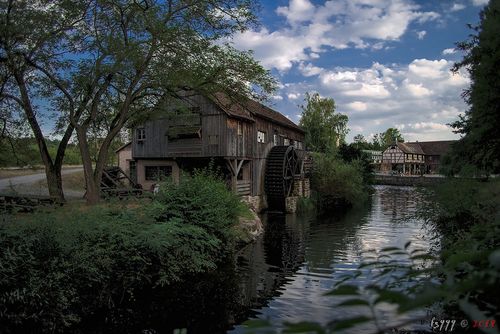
[299, 92, 348, 153]
[380, 127, 404, 148]
[449, 0, 500, 174]
[1, 0, 276, 203]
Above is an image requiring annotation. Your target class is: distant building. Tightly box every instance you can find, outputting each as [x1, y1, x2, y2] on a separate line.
[381, 140, 455, 175]
[417, 141, 455, 174]
[362, 150, 383, 168]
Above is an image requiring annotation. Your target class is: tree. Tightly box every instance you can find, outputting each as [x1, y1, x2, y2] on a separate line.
[1, 0, 86, 200]
[370, 133, 383, 151]
[299, 92, 348, 153]
[380, 128, 404, 148]
[449, 0, 500, 174]
[353, 134, 369, 150]
[1, 0, 276, 203]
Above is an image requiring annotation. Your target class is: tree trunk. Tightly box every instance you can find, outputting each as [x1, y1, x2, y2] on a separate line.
[46, 165, 64, 200]
[14, 69, 66, 201]
[77, 127, 100, 204]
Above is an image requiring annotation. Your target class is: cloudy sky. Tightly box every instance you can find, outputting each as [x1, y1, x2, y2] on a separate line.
[230, 0, 488, 142]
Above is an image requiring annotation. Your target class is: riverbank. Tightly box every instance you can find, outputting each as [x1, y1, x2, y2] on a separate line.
[0, 171, 262, 333]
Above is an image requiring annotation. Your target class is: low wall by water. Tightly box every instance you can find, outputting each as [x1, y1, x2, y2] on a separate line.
[373, 174, 446, 187]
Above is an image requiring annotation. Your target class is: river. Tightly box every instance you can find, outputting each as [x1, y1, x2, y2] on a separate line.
[227, 185, 434, 333]
[128, 185, 435, 333]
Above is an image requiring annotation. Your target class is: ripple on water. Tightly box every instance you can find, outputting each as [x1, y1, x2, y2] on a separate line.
[230, 185, 434, 333]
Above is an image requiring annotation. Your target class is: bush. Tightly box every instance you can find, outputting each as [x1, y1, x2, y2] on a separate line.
[152, 169, 250, 243]
[0, 172, 246, 332]
[311, 153, 369, 211]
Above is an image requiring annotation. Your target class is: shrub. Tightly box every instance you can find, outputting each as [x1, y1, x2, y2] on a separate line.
[311, 153, 369, 211]
[0, 172, 246, 332]
[152, 169, 250, 243]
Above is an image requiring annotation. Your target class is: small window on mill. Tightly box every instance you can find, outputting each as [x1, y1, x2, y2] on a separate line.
[257, 131, 266, 143]
[137, 128, 146, 141]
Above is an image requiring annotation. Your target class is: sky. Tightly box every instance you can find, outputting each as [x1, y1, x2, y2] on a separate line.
[228, 0, 488, 142]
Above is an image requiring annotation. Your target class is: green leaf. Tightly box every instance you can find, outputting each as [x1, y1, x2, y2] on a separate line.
[325, 284, 359, 296]
[329, 316, 372, 330]
[337, 298, 370, 307]
[374, 289, 410, 305]
[410, 254, 435, 261]
[242, 319, 272, 329]
[381, 246, 401, 252]
[404, 241, 411, 249]
[283, 321, 325, 334]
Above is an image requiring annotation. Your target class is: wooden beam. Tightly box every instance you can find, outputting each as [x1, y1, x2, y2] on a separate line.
[235, 159, 244, 176]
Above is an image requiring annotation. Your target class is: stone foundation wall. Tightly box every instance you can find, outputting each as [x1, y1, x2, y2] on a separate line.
[303, 178, 310, 198]
[241, 195, 268, 213]
[286, 196, 298, 214]
[292, 178, 311, 198]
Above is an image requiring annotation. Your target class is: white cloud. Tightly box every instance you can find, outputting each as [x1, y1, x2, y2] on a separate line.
[442, 48, 456, 55]
[298, 62, 323, 77]
[287, 93, 301, 100]
[230, 0, 440, 71]
[272, 95, 284, 101]
[278, 59, 468, 141]
[471, 0, 488, 6]
[346, 101, 368, 112]
[276, 0, 316, 24]
[416, 30, 427, 40]
[404, 80, 432, 97]
[411, 122, 449, 131]
[409, 59, 449, 79]
[451, 3, 466, 11]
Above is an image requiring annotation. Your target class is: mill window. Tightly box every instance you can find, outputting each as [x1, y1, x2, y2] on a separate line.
[145, 166, 172, 181]
[137, 128, 146, 141]
[257, 130, 266, 143]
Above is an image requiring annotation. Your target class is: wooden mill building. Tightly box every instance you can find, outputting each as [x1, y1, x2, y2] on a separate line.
[117, 91, 308, 211]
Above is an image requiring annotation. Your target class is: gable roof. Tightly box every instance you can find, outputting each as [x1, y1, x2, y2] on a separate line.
[115, 142, 131, 153]
[414, 140, 455, 156]
[211, 92, 305, 133]
[389, 140, 456, 156]
[397, 142, 425, 154]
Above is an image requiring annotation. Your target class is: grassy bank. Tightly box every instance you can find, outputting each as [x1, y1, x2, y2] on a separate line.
[0, 171, 251, 333]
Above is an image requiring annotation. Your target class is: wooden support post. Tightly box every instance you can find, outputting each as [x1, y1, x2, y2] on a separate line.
[225, 158, 245, 193]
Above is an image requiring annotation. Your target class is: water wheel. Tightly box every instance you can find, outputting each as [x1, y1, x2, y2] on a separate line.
[265, 146, 300, 211]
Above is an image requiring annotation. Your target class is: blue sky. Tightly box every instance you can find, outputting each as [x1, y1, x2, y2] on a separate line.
[229, 0, 488, 142]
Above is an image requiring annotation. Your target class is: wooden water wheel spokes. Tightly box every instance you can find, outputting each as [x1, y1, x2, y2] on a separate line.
[265, 145, 300, 210]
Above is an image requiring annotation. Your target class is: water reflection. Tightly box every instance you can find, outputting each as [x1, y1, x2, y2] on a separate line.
[230, 185, 432, 333]
[82, 186, 431, 333]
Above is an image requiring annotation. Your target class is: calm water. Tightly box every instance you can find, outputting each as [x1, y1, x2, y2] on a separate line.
[105, 185, 434, 333]
[228, 185, 434, 333]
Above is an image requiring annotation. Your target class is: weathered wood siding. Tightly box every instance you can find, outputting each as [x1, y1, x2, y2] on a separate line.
[253, 116, 303, 159]
[225, 118, 253, 158]
[133, 95, 227, 158]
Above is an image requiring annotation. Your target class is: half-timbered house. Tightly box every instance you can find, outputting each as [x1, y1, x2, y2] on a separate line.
[381, 140, 455, 174]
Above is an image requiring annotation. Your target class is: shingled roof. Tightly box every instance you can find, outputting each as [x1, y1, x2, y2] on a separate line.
[414, 140, 455, 156]
[397, 142, 425, 154]
[211, 92, 304, 133]
[393, 140, 456, 156]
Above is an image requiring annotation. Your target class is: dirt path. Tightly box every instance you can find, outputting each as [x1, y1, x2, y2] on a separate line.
[0, 168, 84, 198]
